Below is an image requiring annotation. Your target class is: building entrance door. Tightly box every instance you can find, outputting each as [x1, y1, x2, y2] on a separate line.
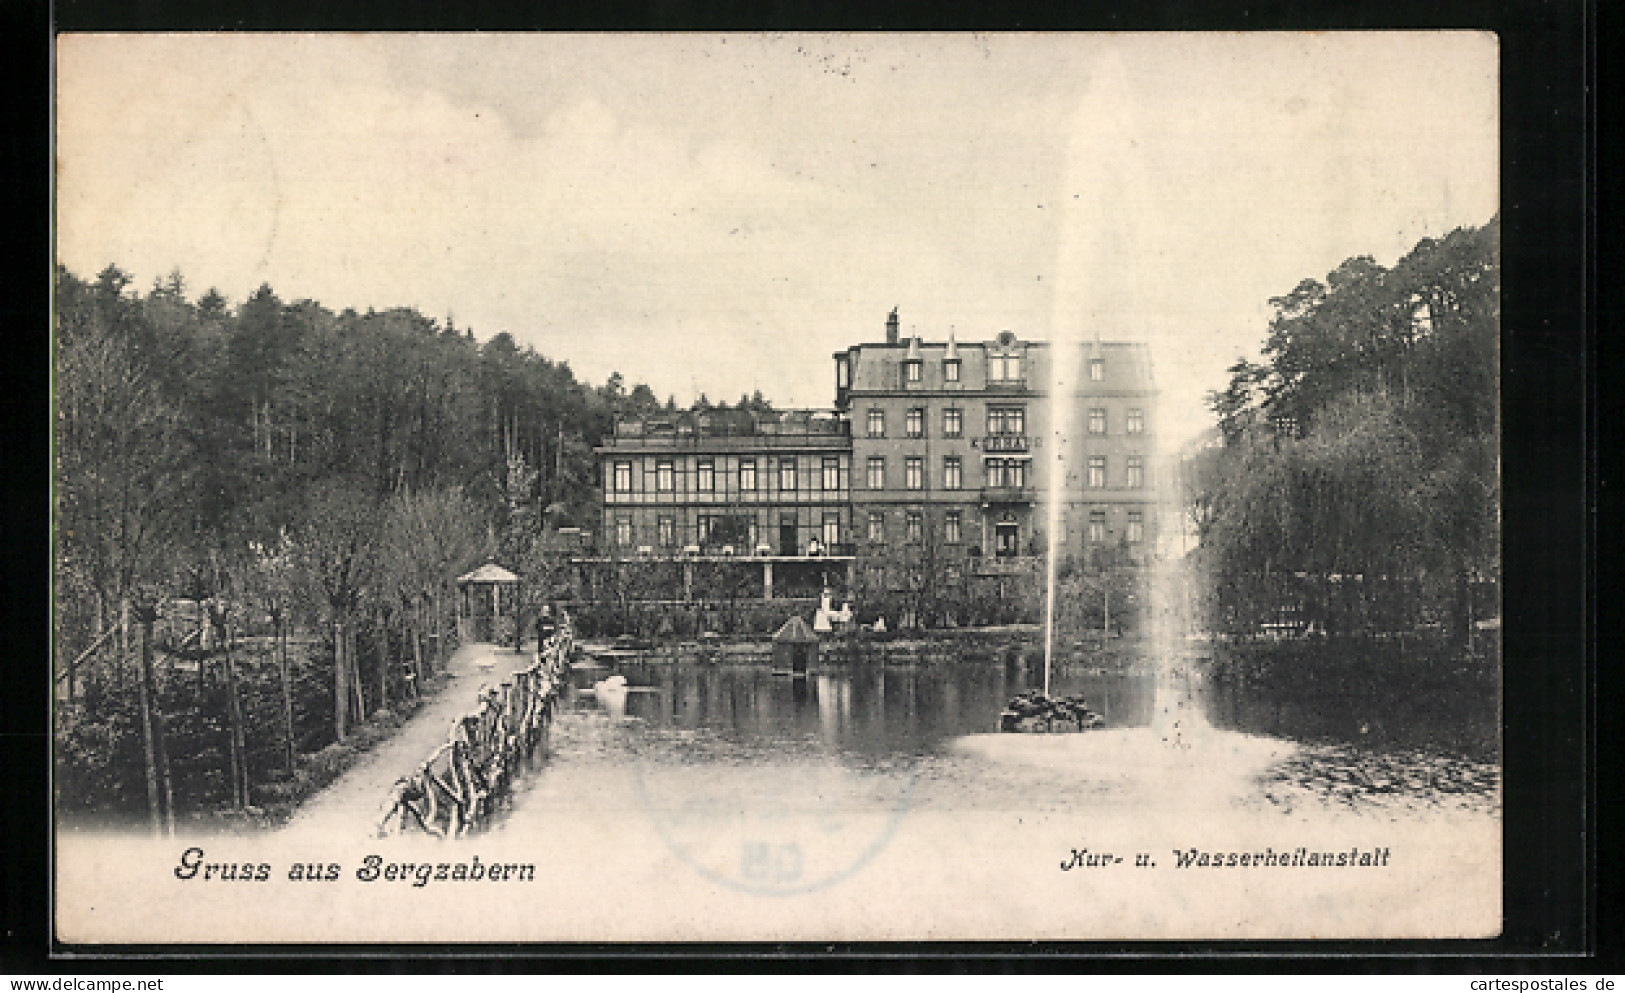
[995, 523, 1020, 558]
[780, 520, 798, 557]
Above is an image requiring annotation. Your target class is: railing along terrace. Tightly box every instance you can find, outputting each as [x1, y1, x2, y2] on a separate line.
[610, 416, 850, 447]
[375, 613, 575, 838]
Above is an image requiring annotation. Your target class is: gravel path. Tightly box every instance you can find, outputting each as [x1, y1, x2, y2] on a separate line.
[280, 640, 537, 840]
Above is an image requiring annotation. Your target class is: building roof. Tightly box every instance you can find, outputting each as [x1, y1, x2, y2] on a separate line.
[457, 563, 520, 584]
[772, 615, 819, 643]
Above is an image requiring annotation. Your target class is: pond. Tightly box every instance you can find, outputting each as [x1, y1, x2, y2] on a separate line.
[497, 646, 1500, 843]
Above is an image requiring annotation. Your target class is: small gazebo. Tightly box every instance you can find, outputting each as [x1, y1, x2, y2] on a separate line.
[772, 615, 819, 678]
[456, 563, 521, 646]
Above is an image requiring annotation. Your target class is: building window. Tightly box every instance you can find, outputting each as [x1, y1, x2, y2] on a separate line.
[656, 460, 675, 493]
[1127, 511, 1144, 544]
[905, 457, 924, 490]
[1088, 456, 1106, 489]
[991, 354, 1022, 382]
[823, 514, 840, 549]
[747, 519, 759, 550]
[988, 406, 1025, 436]
[944, 511, 962, 544]
[616, 516, 633, 547]
[867, 457, 885, 490]
[1088, 510, 1106, 544]
[836, 356, 850, 389]
[985, 459, 1025, 489]
[906, 511, 923, 543]
[944, 358, 961, 382]
[697, 460, 715, 492]
[779, 457, 797, 491]
[1127, 408, 1144, 435]
[1126, 457, 1144, 489]
[904, 360, 922, 384]
[868, 511, 885, 543]
[613, 461, 632, 493]
[697, 515, 715, 545]
[906, 407, 925, 438]
[657, 516, 675, 547]
[943, 408, 962, 438]
[739, 459, 757, 491]
[1088, 408, 1106, 435]
[943, 456, 962, 490]
[822, 457, 841, 491]
[867, 409, 885, 438]
[1089, 357, 1104, 381]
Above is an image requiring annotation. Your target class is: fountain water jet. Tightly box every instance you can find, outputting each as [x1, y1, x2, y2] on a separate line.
[1040, 349, 1073, 698]
[1026, 52, 1214, 747]
[1038, 53, 1146, 703]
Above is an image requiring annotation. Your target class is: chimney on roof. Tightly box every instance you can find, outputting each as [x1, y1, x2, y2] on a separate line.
[886, 307, 900, 345]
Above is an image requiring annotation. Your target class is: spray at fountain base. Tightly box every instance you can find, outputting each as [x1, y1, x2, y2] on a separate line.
[998, 690, 1107, 733]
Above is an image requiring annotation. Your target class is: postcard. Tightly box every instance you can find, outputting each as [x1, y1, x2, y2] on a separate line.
[53, 32, 1502, 944]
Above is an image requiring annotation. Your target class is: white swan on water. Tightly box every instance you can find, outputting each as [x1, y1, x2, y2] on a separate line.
[592, 673, 628, 694]
[590, 673, 630, 718]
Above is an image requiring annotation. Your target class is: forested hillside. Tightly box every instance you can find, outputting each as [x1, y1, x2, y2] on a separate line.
[52, 264, 742, 824]
[1189, 218, 1499, 644]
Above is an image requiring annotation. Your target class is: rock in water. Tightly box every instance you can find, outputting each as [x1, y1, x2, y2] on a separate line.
[998, 691, 1103, 733]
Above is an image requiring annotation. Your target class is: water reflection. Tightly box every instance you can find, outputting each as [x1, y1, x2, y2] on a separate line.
[567, 650, 1497, 763]
[1199, 659, 1499, 762]
[577, 660, 1160, 756]
[519, 645, 1499, 829]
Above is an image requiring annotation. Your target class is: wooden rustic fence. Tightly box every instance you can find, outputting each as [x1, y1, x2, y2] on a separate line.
[375, 613, 574, 838]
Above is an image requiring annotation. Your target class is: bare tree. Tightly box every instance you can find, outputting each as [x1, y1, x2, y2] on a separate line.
[56, 329, 192, 686]
[292, 483, 380, 741]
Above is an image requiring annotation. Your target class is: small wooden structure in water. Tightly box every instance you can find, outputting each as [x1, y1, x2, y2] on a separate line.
[457, 563, 521, 646]
[772, 614, 819, 678]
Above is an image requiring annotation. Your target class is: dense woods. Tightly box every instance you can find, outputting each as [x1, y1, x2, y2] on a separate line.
[52, 264, 700, 826]
[1189, 218, 1500, 645]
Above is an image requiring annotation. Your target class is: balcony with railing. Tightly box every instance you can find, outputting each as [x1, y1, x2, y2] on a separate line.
[980, 485, 1035, 504]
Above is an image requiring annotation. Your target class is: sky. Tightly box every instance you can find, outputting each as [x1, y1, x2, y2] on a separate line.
[55, 33, 1498, 448]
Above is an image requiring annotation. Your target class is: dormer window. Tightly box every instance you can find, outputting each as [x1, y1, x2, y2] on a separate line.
[992, 356, 1021, 382]
[944, 358, 960, 382]
[989, 345, 1023, 384]
[1089, 357, 1105, 381]
[904, 360, 922, 384]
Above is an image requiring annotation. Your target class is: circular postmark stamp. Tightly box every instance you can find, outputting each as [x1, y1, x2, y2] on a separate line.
[631, 746, 916, 898]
